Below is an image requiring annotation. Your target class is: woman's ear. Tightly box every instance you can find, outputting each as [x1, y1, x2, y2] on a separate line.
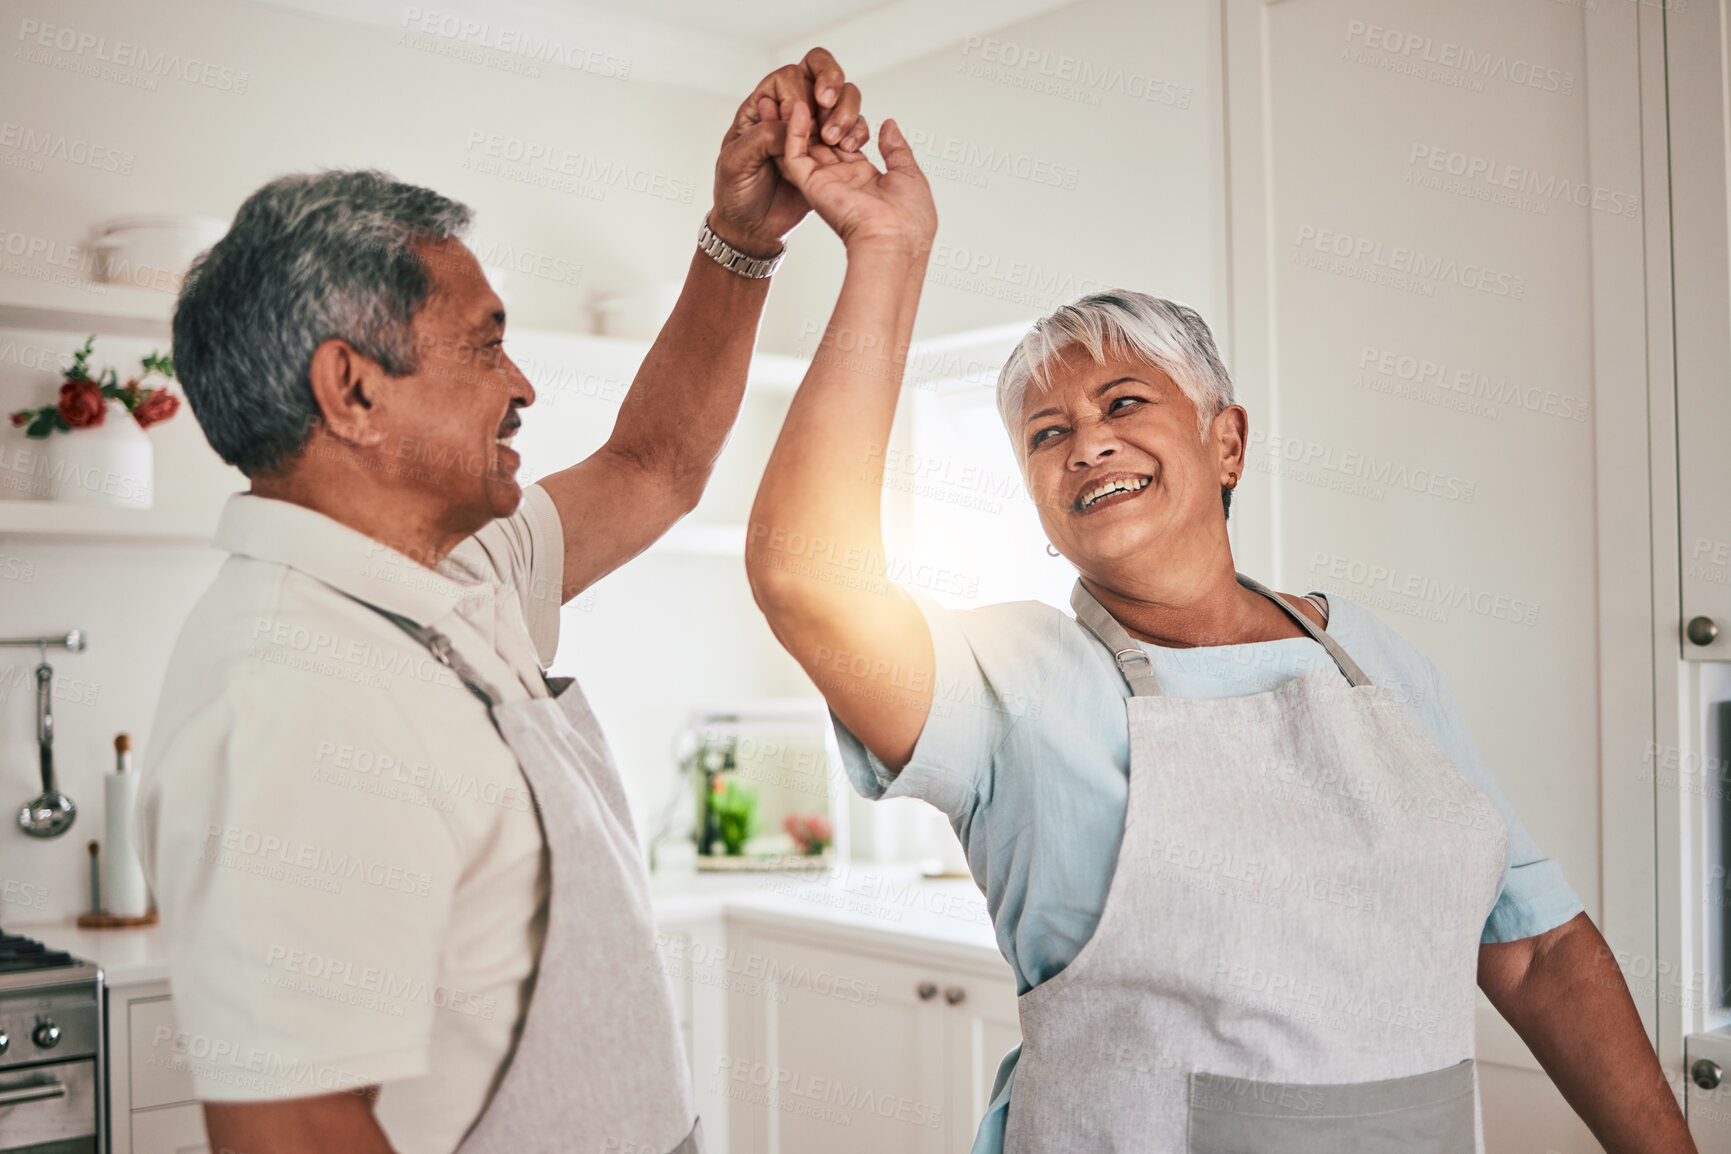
[307, 338, 387, 449]
[1211, 403, 1249, 487]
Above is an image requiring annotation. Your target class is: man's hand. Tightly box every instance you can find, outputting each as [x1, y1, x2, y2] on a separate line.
[711, 47, 869, 256]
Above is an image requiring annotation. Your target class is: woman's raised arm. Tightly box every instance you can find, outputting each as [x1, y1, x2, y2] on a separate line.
[745, 105, 938, 769]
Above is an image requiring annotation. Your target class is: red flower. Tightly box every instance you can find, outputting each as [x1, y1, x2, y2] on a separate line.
[8, 411, 27, 427]
[132, 389, 180, 429]
[57, 380, 106, 428]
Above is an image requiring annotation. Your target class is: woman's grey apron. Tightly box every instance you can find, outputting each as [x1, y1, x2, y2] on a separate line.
[1001, 574, 1507, 1154]
[349, 596, 700, 1154]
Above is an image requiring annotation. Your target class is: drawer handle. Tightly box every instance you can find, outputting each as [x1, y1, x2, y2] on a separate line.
[916, 981, 939, 1000]
[944, 986, 967, 1006]
[0, 1079, 68, 1106]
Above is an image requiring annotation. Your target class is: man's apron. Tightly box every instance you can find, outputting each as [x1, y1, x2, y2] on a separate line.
[352, 597, 701, 1154]
[1002, 574, 1508, 1153]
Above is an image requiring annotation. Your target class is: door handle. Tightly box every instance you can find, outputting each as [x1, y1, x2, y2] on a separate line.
[0, 1078, 68, 1105]
[1687, 615, 1720, 646]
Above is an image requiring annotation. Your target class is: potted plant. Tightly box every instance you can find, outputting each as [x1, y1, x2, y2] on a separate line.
[710, 778, 760, 857]
[7, 337, 180, 507]
[783, 813, 833, 857]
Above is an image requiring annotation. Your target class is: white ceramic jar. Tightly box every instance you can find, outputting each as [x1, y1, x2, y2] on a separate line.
[43, 400, 153, 507]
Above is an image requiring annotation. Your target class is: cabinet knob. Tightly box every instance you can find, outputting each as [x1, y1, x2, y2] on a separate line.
[944, 986, 967, 1006]
[916, 981, 939, 1001]
[1693, 1058, 1723, 1090]
[0, 1031, 8, 1055]
[1687, 616, 1720, 646]
[32, 1020, 59, 1049]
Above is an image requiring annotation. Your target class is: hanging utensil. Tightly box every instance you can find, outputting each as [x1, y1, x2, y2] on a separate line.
[17, 648, 75, 838]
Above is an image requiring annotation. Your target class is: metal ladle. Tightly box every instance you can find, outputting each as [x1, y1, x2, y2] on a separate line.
[6, 632, 85, 839]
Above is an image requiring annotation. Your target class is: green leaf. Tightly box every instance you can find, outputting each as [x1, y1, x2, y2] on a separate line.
[67, 336, 96, 381]
[141, 351, 175, 379]
[25, 411, 56, 438]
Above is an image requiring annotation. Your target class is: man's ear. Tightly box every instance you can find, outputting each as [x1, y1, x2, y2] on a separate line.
[307, 338, 388, 449]
[1212, 404, 1249, 485]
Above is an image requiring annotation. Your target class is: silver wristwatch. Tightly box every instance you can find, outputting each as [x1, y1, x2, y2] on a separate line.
[697, 214, 785, 279]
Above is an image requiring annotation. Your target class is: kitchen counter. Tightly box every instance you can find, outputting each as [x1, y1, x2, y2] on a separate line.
[22, 918, 175, 986]
[19, 864, 1001, 988]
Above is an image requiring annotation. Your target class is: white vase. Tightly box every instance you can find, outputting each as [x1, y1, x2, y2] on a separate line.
[43, 400, 153, 508]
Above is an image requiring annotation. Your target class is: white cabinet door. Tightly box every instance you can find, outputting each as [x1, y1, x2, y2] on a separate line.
[1670, 0, 1731, 663]
[724, 928, 950, 1154]
[131, 1102, 210, 1154]
[940, 965, 1021, 1153]
[127, 995, 198, 1111]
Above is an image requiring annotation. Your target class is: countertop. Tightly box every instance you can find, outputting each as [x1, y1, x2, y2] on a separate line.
[19, 864, 1002, 989]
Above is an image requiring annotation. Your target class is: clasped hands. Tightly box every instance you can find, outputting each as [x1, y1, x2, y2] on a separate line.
[710, 47, 937, 264]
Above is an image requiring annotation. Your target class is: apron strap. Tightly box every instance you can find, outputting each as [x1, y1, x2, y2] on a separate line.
[1069, 575, 1374, 695]
[334, 591, 507, 722]
[1235, 573, 1372, 686]
[1070, 581, 1165, 697]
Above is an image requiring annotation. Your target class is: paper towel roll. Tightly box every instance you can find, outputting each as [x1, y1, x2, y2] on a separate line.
[104, 772, 149, 917]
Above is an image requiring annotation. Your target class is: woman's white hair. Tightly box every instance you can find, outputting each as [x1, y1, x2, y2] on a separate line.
[996, 290, 1235, 446]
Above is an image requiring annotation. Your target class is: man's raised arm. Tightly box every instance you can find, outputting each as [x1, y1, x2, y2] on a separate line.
[537, 48, 869, 602]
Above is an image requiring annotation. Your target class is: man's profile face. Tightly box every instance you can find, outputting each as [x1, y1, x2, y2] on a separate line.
[380, 239, 535, 539]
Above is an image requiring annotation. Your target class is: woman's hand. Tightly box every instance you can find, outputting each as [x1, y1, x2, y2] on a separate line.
[775, 102, 936, 255]
[712, 48, 868, 257]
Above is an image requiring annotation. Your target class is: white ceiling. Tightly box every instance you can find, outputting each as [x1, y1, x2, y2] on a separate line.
[254, 0, 1081, 94]
[554, 0, 892, 48]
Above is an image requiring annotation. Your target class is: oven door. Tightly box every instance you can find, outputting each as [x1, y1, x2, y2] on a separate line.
[0, 1059, 96, 1154]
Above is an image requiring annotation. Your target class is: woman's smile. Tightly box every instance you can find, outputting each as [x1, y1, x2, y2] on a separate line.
[1073, 471, 1153, 514]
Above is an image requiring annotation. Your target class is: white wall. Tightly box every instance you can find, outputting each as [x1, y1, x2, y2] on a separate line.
[0, 0, 723, 333]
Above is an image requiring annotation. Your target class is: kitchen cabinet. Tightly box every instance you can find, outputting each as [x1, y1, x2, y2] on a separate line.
[722, 919, 1019, 1154]
[1663, 1, 1731, 1145]
[107, 980, 207, 1154]
[940, 962, 1020, 1152]
[1669, 0, 1731, 664]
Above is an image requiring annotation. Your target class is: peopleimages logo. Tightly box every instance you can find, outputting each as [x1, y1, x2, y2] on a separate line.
[1292, 225, 1526, 300]
[400, 7, 631, 79]
[0, 122, 134, 174]
[15, 19, 250, 93]
[1341, 19, 1575, 95]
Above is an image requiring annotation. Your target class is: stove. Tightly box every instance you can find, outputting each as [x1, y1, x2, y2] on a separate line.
[0, 929, 102, 1154]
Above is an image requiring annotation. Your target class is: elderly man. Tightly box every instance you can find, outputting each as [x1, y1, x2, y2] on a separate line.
[135, 50, 869, 1154]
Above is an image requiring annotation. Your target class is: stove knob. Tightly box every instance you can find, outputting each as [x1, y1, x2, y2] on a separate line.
[32, 1020, 59, 1050]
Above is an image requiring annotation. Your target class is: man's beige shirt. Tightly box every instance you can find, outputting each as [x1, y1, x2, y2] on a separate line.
[137, 484, 564, 1154]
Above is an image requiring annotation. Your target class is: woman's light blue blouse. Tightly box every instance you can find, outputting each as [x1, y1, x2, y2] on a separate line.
[829, 588, 1584, 1154]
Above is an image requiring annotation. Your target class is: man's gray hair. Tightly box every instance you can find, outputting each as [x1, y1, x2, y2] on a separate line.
[996, 290, 1235, 445]
[172, 170, 473, 475]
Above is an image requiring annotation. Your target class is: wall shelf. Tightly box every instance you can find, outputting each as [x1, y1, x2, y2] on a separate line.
[0, 500, 225, 544]
[0, 277, 176, 338]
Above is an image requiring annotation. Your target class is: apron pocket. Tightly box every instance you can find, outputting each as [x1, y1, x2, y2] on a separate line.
[1187, 1059, 1475, 1154]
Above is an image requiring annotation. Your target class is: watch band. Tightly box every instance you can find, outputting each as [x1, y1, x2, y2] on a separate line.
[697, 214, 785, 279]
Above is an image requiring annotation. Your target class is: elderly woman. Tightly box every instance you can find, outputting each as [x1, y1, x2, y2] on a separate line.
[748, 106, 1693, 1153]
